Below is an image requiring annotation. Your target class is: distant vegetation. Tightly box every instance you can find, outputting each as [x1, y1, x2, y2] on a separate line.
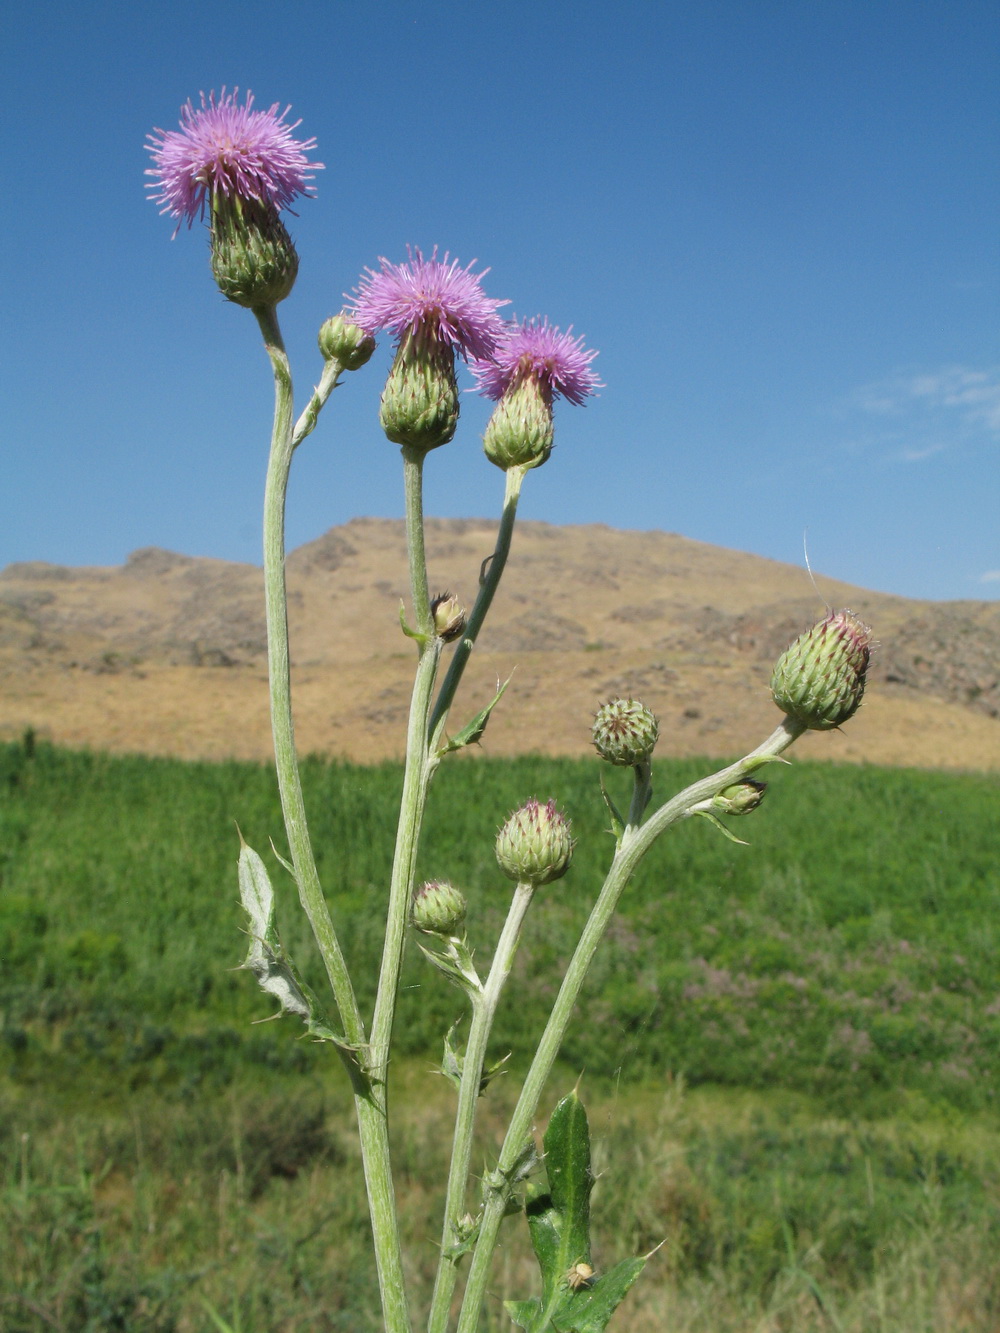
[2, 738, 998, 1329]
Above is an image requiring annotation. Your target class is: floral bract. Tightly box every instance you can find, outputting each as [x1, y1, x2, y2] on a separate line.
[348, 248, 508, 361]
[145, 88, 322, 227]
[472, 318, 602, 405]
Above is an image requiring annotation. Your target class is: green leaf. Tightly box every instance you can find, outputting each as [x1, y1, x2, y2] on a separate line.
[598, 774, 626, 844]
[236, 836, 353, 1051]
[541, 1090, 594, 1271]
[237, 833, 275, 957]
[398, 601, 427, 643]
[504, 1298, 542, 1330]
[690, 808, 751, 845]
[440, 1020, 465, 1090]
[438, 674, 513, 756]
[415, 935, 483, 998]
[509, 1091, 650, 1331]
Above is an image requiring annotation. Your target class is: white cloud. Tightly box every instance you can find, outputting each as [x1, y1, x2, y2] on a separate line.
[848, 364, 1000, 461]
[980, 570, 1000, 584]
[898, 442, 946, 462]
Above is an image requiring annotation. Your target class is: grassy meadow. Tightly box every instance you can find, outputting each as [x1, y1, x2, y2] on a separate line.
[1, 736, 998, 1330]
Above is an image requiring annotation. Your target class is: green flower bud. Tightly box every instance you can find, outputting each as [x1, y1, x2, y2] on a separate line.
[496, 799, 574, 886]
[379, 332, 459, 451]
[431, 591, 467, 643]
[591, 698, 659, 766]
[209, 194, 299, 309]
[482, 376, 554, 471]
[318, 313, 377, 370]
[712, 778, 767, 816]
[412, 880, 467, 936]
[771, 609, 873, 731]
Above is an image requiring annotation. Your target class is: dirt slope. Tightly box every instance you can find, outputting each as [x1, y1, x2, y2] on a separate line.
[1, 518, 997, 770]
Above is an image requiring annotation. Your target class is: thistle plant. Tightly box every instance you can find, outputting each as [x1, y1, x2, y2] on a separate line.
[147, 89, 875, 1332]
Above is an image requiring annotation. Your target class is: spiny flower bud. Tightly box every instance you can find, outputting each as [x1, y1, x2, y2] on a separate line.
[318, 313, 376, 370]
[770, 609, 873, 731]
[496, 799, 574, 886]
[210, 195, 299, 308]
[412, 880, 467, 936]
[431, 592, 467, 643]
[379, 333, 459, 451]
[482, 376, 554, 471]
[712, 779, 767, 816]
[591, 698, 659, 766]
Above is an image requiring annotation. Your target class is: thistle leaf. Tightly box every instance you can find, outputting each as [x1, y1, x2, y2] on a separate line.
[438, 674, 513, 756]
[598, 774, 626, 844]
[691, 808, 750, 845]
[506, 1090, 650, 1331]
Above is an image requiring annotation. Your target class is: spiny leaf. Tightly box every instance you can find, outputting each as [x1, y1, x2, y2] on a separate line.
[691, 808, 750, 845]
[438, 674, 513, 755]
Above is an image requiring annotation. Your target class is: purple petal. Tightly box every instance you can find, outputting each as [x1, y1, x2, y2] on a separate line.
[472, 318, 602, 404]
[347, 247, 509, 361]
[145, 88, 323, 226]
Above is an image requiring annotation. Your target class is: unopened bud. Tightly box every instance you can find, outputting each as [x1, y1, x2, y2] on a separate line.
[496, 799, 574, 886]
[379, 333, 459, 451]
[431, 592, 467, 643]
[412, 880, 467, 936]
[318, 313, 376, 370]
[591, 698, 659, 766]
[210, 195, 299, 309]
[482, 376, 554, 471]
[770, 609, 873, 730]
[712, 779, 767, 816]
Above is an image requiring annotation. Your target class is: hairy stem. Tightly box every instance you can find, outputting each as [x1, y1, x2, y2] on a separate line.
[429, 464, 526, 750]
[455, 717, 806, 1330]
[369, 448, 442, 1073]
[255, 306, 411, 1333]
[428, 882, 536, 1333]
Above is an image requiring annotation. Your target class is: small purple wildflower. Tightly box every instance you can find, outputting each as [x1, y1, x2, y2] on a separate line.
[348, 249, 508, 362]
[472, 318, 602, 406]
[145, 88, 322, 227]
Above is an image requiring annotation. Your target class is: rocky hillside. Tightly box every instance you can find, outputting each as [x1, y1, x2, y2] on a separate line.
[1, 519, 997, 769]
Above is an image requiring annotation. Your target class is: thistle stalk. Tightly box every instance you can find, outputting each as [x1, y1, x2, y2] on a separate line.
[427, 881, 536, 1333]
[429, 463, 527, 749]
[368, 446, 442, 1066]
[455, 717, 805, 1330]
[255, 304, 411, 1333]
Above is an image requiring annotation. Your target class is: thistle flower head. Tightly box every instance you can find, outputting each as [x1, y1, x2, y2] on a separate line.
[347, 248, 508, 361]
[591, 698, 660, 767]
[496, 799, 574, 887]
[472, 318, 602, 406]
[712, 779, 767, 816]
[412, 880, 467, 937]
[145, 88, 322, 227]
[318, 313, 377, 371]
[431, 592, 467, 643]
[770, 609, 873, 731]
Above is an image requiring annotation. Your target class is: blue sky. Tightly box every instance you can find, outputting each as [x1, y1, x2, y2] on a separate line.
[3, 0, 998, 601]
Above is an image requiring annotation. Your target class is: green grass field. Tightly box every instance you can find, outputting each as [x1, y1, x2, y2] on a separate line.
[1, 737, 998, 1329]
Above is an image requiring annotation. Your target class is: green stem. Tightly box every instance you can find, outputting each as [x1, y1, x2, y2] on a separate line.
[255, 305, 362, 1041]
[351, 444, 445, 1333]
[429, 465, 526, 749]
[403, 445, 433, 635]
[369, 447, 442, 1075]
[455, 717, 806, 1331]
[254, 306, 411, 1333]
[428, 882, 536, 1333]
[293, 356, 344, 448]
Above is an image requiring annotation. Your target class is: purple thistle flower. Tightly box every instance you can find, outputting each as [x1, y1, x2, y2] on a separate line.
[348, 248, 508, 362]
[145, 88, 322, 227]
[472, 318, 602, 406]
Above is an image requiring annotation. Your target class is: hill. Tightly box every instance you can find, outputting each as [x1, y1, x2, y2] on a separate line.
[1, 518, 997, 769]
